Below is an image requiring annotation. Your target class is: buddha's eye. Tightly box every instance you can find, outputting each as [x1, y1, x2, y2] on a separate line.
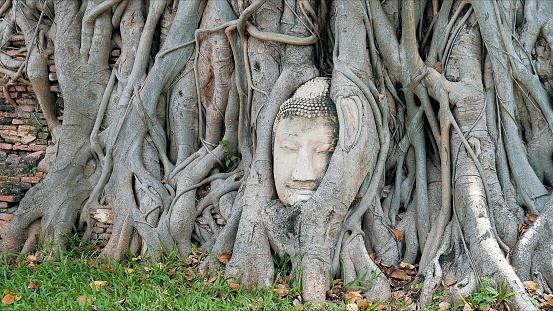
[315, 144, 334, 154]
[279, 140, 298, 153]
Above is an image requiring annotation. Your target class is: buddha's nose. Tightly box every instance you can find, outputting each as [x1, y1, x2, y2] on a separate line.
[292, 148, 316, 181]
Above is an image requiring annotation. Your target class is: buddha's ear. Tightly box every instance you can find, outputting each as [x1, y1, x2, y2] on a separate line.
[334, 95, 362, 152]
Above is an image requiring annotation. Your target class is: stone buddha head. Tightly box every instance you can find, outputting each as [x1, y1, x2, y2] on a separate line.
[273, 77, 338, 206]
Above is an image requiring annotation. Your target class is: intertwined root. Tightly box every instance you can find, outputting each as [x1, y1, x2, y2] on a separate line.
[1, 1, 552, 309]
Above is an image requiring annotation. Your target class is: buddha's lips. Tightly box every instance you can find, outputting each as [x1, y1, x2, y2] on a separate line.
[285, 182, 317, 193]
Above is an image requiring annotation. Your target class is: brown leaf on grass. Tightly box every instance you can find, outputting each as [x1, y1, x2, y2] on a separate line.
[327, 289, 338, 299]
[463, 303, 472, 311]
[345, 291, 363, 303]
[184, 267, 195, 281]
[2, 294, 15, 305]
[203, 276, 217, 286]
[356, 298, 372, 310]
[229, 282, 240, 290]
[217, 252, 232, 264]
[90, 281, 108, 290]
[273, 284, 290, 297]
[438, 301, 451, 311]
[2, 290, 21, 305]
[28, 279, 39, 289]
[346, 303, 359, 311]
[76, 295, 93, 304]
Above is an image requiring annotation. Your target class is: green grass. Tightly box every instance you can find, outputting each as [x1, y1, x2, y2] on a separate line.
[1, 239, 348, 311]
[1, 237, 522, 310]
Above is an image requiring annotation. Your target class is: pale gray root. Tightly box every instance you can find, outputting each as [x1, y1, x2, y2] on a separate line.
[362, 199, 399, 266]
[167, 57, 198, 164]
[196, 189, 243, 274]
[512, 196, 553, 291]
[527, 129, 553, 187]
[15, 5, 60, 140]
[483, 55, 521, 224]
[444, 19, 534, 309]
[104, 0, 144, 124]
[447, 22, 521, 248]
[452, 131, 535, 310]
[395, 201, 418, 265]
[196, 1, 234, 147]
[472, 0, 549, 213]
[170, 70, 240, 256]
[340, 234, 391, 302]
[99, 0, 209, 260]
[193, 174, 242, 246]
[419, 223, 452, 307]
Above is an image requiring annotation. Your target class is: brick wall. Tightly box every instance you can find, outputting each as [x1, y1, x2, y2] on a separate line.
[0, 39, 120, 243]
[0, 40, 60, 239]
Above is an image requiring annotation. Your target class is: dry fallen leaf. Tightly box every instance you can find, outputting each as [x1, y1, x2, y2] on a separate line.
[184, 267, 195, 281]
[539, 294, 553, 309]
[124, 268, 134, 274]
[2, 294, 15, 305]
[273, 284, 290, 297]
[76, 295, 93, 304]
[399, 262, 415, 270]
[523, 280, 539, 295]
[2, 290, 21, 305]
[28, 279, 39, 289]
[218, 252, 232, 264]
[90, 281, 108, 290]
[525, 213, 539, 225]
[356, 298, 371, 310]
[203, 276, 217, 286]
[392, 228, 403, 241]
[346, 302, 359, 311]
[389, 269, 410, 281]
[229, 282, 240, 290]
[345, 291, 363, 303]
[463, 303, 472, 311]
[443, 274, 458, 287]
[435, 61, 442, 73]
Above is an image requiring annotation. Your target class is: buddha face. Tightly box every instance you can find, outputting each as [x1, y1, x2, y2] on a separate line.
[273, 116, 336, 206]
